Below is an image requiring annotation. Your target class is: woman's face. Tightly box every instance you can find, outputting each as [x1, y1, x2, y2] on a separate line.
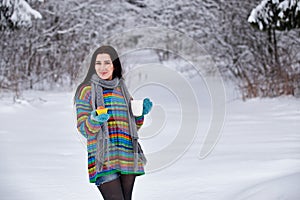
[95, 53, 114, 80]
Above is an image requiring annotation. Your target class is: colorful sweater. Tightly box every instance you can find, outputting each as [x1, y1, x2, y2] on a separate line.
[76, 85, 145, 183]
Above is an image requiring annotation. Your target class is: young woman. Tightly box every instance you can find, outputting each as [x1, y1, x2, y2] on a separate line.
[74, 45, 152, 200]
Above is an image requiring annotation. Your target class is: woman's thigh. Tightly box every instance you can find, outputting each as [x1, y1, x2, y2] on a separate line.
[98, 178, 124, 200]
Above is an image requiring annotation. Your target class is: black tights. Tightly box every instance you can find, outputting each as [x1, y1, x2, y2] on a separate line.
[97, 174, 136, 200]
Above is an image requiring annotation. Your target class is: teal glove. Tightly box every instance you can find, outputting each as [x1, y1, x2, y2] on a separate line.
[91, 110, 110, 123]
[142, 98, 153, 115]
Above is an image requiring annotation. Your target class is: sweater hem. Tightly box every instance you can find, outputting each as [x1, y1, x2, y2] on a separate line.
[89, 170, 145, 183]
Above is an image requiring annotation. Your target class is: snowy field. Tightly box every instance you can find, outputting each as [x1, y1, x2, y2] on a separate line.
[0, 76, 300, 200]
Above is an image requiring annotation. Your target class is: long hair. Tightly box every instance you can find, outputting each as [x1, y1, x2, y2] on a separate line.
[74, 45, 123, 101]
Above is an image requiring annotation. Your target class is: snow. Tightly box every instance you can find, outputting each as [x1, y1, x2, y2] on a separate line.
[278, 0, 292, 18]
[249, 0, 300, 30]
[0, 74, 299, 200]
[278, 0, 290, 11]
[230, 172, 300, 199]
[8, 0, 42, 27]
[248, 0, 270, 30]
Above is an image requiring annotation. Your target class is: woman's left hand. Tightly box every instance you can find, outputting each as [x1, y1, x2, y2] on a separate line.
[142, 98, 153, 115]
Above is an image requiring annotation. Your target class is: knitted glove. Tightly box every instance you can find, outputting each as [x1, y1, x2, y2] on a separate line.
[142, 98, 153, 115]
[91, 110, 110, 123]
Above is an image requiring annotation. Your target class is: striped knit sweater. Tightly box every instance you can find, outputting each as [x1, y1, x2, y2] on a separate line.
[76, 84, 145, 183]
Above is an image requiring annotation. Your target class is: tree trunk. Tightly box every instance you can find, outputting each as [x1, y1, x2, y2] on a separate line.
[272, 28, 280, 74]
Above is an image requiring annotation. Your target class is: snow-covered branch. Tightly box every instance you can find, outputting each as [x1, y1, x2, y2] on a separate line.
[248, 0, 300, 31]
[0, 0, 43, 29]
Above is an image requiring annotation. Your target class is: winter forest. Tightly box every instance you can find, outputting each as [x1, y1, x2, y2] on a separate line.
[1, 1, 300, 200]
[1, 0, 300, 99]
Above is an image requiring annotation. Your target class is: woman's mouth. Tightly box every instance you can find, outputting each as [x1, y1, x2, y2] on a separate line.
[101, 72, 108, 76]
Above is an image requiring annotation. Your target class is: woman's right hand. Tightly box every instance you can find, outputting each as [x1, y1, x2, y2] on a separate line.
[91, 110, 110, 123]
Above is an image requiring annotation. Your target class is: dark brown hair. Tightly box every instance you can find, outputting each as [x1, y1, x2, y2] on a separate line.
[74, 45, 123, 100]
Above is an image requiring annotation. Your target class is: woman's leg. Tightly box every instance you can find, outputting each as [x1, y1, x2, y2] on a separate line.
[98, 178, 124, 200]
[119, 174, 136, 200]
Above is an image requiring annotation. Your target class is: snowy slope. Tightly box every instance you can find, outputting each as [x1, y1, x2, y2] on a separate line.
[0, 88, 299, 200]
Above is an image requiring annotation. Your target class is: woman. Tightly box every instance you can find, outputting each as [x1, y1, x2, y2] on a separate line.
[74, 45, 152, 200]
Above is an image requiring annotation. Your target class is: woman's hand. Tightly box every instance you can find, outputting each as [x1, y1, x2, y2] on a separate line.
[91, 110, 110, 123]
[142, 98, 153, 115]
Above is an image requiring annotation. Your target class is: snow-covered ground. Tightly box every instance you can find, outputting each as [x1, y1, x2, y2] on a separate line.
[0, 79, 299, 200]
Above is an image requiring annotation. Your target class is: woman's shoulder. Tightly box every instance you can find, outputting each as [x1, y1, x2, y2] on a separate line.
[77, 83, 92, 100]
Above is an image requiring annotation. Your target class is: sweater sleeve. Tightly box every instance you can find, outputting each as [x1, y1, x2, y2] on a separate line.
[135, 115, 144, 130]
[75, 85, 102, 138]
[129, 95, 144, 130]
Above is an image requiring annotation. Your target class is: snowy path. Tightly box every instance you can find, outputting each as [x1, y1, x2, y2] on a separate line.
[0, 91, 299, 200]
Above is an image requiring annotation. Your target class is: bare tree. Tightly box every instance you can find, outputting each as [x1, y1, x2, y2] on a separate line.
[1, 0, 299, 99]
